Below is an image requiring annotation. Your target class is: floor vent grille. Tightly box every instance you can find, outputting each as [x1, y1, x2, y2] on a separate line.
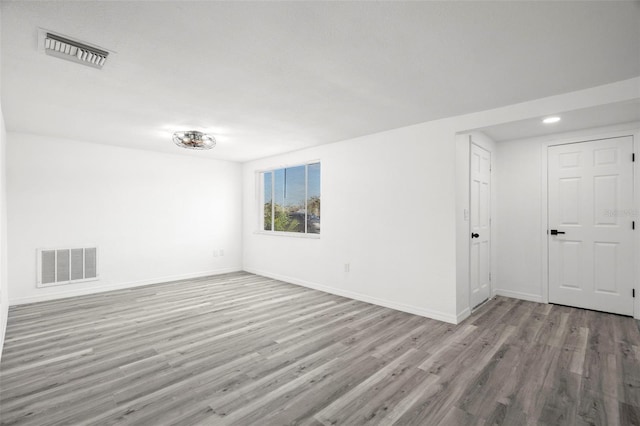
[37, 247, 98, 287]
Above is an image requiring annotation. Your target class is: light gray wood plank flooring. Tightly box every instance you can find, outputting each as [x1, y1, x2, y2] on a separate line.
[1, 271, 639, 425]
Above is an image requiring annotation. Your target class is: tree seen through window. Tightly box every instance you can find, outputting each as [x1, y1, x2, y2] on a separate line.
[262, 163, 320, 234]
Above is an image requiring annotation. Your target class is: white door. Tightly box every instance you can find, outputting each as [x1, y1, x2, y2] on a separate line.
[548, 136, 635, 316]
[470, 143, 492, 309]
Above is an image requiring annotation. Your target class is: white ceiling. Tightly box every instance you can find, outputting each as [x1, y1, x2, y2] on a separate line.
[2, 1, 639, 162]
[478, 99, 640, 142]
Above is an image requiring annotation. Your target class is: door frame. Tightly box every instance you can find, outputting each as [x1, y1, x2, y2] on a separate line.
[541, 128, 639, 318]
[469, 139, 493, 311]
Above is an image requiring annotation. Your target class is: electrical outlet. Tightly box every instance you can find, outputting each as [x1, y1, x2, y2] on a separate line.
[344, 263, 350, 273]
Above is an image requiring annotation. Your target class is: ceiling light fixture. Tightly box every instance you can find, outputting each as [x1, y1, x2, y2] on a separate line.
[542, 116, 561, 124]
[172, 131, 216, 150]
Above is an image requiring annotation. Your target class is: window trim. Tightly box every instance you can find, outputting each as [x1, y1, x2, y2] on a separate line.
[256, 160, 321, 238]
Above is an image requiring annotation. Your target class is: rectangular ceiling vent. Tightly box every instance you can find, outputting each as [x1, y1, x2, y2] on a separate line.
[37, 247, 99, 288]
[38, 29, 110, 69]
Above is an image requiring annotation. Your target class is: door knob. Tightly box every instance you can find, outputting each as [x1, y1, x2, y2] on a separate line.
[549, 229, 566, 235]
[471, 233, 479, 238]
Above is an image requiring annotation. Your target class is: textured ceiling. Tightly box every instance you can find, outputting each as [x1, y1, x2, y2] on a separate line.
[2, 1, 639, 162]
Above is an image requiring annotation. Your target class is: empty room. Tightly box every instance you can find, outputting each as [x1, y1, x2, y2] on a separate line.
[0, 1, 639, 425]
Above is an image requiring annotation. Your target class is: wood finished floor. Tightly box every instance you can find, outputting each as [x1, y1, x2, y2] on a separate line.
[1, 272, 639, 425]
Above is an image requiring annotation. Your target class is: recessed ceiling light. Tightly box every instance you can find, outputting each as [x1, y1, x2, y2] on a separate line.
[542, 116, 561, 124]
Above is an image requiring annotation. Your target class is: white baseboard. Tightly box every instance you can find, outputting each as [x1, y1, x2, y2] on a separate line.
[244, 268, 459, 324]
[494, 288, 544, 304]
[456, 307, 471, 323]
[9, 267, 242, 306]
[0, 301, 8, 364]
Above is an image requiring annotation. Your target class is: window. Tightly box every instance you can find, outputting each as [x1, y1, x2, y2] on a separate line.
[261, 162, 320, 235]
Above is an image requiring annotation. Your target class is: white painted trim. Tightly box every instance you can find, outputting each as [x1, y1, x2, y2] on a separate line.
[254, 159, 322, 174]
[494, 289, 544, 304]
[256, 161, 322, 237]
[244, 267, 459, 324]
[0, 303, 7, 364]
[253, 231, 320, 239]
[456, 307, 471, 323]
[541, 141, 549, 304]
[9, 267, 241, 305]
[467, 136, 474, 312]
[633, 131, 640, 320]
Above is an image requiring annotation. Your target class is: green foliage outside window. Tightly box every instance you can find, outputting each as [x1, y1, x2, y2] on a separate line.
[262, 163, 320, 234]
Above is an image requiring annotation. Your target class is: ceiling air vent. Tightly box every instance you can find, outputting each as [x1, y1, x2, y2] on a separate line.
[38, 29, 110, 69]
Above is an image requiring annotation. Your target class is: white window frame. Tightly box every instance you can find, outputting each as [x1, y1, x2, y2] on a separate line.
[257, 161, 321, 238]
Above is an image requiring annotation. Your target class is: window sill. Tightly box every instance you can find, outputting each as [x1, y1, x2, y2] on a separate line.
[254, 231, 321, 239]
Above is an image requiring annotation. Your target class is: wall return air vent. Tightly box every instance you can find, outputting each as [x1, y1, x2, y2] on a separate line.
[38, 29, 110, 69]
[37, 247, 99, 288]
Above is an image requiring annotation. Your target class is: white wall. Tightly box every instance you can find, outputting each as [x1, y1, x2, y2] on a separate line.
[494, 122, 640, 314]
[454, 79, 640, 320]
[0, 77, 636, 326]
[243, 78, 640, 324]
[493, 133, 545, 302]
[7, 133, 243, 304]
[0, 3, 9, 361]
[0, 105, 8, 361]
[243, 120, 460, 323]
